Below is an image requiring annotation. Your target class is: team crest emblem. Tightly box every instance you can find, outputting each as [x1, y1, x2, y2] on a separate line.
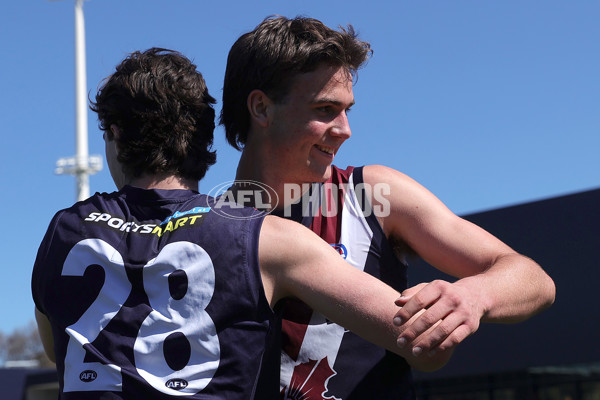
[330, 243, 347, 259]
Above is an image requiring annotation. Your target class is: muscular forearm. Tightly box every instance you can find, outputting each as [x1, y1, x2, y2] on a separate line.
[261, 216, 453, 372]
[393, 253, 554, 360]
[458, 253, 555, 323]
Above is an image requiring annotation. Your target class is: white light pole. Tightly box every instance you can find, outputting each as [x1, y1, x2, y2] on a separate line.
[54, 0, 102, 202]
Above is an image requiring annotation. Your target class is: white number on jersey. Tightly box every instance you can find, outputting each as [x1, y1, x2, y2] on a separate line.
[60, 239, 220, 395]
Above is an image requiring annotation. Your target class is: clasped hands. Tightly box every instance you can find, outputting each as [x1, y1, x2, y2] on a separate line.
[392, 280, 484, 369]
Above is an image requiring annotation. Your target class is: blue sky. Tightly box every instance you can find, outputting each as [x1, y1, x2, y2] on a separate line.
[1, 1, 598, 335]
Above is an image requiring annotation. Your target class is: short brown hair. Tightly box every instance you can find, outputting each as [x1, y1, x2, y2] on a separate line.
[220, 16, 372, 150]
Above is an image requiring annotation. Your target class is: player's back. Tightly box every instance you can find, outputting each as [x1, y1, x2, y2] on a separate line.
[32, 186, 274, 399]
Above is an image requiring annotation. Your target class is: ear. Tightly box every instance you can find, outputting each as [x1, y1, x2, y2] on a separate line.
[109, 124, 121, 140]
[247, 89, 272, 128]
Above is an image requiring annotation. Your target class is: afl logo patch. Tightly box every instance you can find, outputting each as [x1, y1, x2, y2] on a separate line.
[79, 370, 97, 382]
[330, 243, 348, 259]
[166, 378, 189, 391]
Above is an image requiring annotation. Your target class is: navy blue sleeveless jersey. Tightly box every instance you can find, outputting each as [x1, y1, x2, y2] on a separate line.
[32, 186, 275, 399]
[262, 166, 414, 400]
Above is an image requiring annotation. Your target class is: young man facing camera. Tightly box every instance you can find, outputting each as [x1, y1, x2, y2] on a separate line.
[221, 16, 556, 399]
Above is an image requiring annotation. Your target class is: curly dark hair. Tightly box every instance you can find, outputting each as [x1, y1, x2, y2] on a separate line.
[90, 47, 216, 181]
[219, 15, 372, 150]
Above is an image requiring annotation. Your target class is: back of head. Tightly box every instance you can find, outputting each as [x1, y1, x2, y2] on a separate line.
[91, 47, 217, 181]
[220, 15, 372, 150]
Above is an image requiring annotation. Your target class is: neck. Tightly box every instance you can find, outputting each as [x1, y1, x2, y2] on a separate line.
[235, 148, 310, 211]
[125, 174, 198, 191]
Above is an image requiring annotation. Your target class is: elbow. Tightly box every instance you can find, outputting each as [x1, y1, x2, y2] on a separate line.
[519, 273, 557, 323]
[406, 347, 454, 373]
[520, 273, 556, 322]
[540, 274, 556, 311]
[519, 259, 557, 319]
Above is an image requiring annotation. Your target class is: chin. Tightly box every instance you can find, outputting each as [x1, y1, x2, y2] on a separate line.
[309, 164, 332, 183]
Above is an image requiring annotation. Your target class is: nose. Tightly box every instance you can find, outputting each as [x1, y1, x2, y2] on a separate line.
[330, 110, 352, 140]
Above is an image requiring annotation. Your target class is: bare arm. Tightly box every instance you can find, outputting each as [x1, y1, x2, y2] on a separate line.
[364, 165, 555, 355]
[259, 215, 453, 372]
[35, 307, 56, 363]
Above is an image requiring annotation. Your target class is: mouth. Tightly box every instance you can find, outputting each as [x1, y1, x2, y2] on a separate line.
[315, 145, 335, 156]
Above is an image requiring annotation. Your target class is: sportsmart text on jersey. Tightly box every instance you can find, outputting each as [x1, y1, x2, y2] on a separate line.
[83, 212, 206, 237]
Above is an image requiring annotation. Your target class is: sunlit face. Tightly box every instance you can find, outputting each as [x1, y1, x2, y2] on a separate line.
[265, 65, 354, 184]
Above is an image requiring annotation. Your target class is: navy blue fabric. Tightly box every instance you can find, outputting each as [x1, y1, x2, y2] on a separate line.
[32, 186, 274, 399]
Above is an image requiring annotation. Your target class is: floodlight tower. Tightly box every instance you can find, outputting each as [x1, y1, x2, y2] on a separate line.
[54, 0, 102, 201]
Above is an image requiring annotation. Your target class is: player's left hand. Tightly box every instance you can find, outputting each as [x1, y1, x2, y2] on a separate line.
[393, 279, 484, 357]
